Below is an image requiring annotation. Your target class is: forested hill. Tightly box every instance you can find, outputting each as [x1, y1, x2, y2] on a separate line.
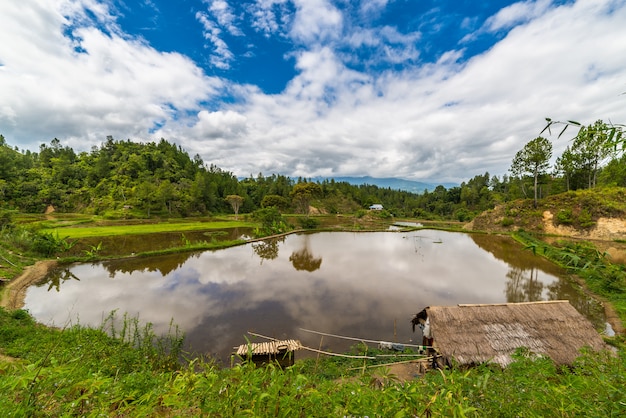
[0, 135, 490, 219]
[1, 127, 625, 221]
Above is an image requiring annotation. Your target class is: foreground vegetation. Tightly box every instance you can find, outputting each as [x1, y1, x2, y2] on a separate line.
[0, 308, 624, 417]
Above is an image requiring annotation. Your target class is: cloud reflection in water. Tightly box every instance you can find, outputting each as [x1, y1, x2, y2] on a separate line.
[25, 230, 601, 364]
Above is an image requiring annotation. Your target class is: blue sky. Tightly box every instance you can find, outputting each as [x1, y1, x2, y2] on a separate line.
[115, 0, 525, 94]
[1, 0, 625, 183]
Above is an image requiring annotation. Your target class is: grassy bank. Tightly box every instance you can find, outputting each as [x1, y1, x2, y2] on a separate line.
[42, 219, 257, 239]
[1, 307, 624, 416]
[513, 231, 626, 329]
[0, 246, 36, 284]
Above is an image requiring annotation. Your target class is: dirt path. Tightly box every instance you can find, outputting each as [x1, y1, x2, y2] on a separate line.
[0, 260, 58, 310]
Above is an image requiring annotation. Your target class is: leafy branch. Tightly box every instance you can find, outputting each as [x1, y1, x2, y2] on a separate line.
[541, 117, 624, 150]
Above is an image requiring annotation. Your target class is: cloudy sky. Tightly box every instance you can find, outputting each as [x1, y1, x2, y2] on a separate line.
[1, 0, 625, 183]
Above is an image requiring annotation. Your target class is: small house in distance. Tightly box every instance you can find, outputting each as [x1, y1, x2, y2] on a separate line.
[412, 301, 609, 367]
[369, 204, 384, 210]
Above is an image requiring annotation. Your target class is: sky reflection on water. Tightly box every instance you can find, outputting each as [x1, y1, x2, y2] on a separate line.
[25, 230, 604, 364]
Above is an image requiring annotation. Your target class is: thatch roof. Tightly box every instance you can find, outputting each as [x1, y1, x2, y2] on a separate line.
[424, 300, 608, 367]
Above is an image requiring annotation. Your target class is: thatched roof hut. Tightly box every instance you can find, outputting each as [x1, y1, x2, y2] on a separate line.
[415, 300, 608, 367]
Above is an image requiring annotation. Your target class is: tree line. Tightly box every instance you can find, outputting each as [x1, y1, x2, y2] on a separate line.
[0, 119, 624, 221]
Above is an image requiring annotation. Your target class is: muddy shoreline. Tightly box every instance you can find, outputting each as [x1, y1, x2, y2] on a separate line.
[0, 260, 58, 310]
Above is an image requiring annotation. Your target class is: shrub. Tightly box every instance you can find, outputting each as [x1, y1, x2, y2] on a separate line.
[505, 207, 518, 217]
[501, 217, 515, 227]
[10, 309, 32, 321]
[454, 208, 472, 222]
[251, 207, 288, 236]
[298, 217, 319, 229]
[261, 194, 290, 211]
[555, 209, 573, 225]
[0, 210, 14, 230]
[30, 230, 63, 256]
[377, 209, 393, 219]
[578, 209, 595, 228]
[1, 226, 74, 257]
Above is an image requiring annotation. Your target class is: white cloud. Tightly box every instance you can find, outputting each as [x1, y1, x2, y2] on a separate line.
[2, 0, 626, 184]
[206, 0, 243, 35]
[359, 0, 390, 15]
[484, 0, 553, 32]
[248, 0, 291, 37]
[0, 1, 220, 148]
[346, 25, 421, 65]
[194, 110, 248, 138]
[195, 11, 235, 69]
[195, 1, 247, 69]
[289, 0, 343, 44]
[190, 0, 626, 182]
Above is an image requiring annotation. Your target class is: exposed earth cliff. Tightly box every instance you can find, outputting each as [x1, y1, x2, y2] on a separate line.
[466, 188, 626, 237]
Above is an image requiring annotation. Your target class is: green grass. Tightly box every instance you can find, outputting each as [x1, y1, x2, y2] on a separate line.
[134, 239, 247, 258]
[43, 220, 257, 239]
[0, 246, 36, 283]
[0, 308, 624, 417]
[513, 231, 626, 326]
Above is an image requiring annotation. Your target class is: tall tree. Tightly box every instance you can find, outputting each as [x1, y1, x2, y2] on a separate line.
[571, 120, 614, 188]
[598, 152, 626, 187]
[225, 194, 244, 219]
[511, 136, 552, 207]
[290, 182, 322, 216]
[553, 146, 580, 191]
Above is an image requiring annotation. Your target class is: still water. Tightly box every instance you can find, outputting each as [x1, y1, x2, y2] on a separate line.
[24, 230, 605, 364]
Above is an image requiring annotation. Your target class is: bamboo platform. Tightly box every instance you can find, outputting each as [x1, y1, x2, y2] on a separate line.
[235, 339, 302, 357]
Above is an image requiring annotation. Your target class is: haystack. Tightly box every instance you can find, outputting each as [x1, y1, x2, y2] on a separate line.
[416, 300, 608, 367]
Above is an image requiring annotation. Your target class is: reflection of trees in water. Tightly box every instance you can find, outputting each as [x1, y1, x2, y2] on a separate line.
[289, 236, 322, 272]
[546, 278, 606, 329]
[505, 265, 605, 328]
[40, 268, 80, 292]
[101, 252, 199, 277]
[252, 237, 284, 264]
[289, 248, 322, 272]
[471, 234, 563, 275]
[505, 266, 544, 303]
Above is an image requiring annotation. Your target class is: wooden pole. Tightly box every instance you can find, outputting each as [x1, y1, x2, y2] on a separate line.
[314, 335, 323, 374]
[300, 346, 376, 359]
[299, 328, 430, 350]
[393, 318, 397, 342]
[347, 357, 434, 370]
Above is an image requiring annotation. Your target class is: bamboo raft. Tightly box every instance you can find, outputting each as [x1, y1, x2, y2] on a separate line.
[235, 339, 302, 357]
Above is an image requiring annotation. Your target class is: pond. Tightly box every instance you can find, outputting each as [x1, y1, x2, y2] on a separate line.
[24, 230, 605, 365]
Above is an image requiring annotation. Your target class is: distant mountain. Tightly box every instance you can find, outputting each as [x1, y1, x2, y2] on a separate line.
[315, 176, 458, 193]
